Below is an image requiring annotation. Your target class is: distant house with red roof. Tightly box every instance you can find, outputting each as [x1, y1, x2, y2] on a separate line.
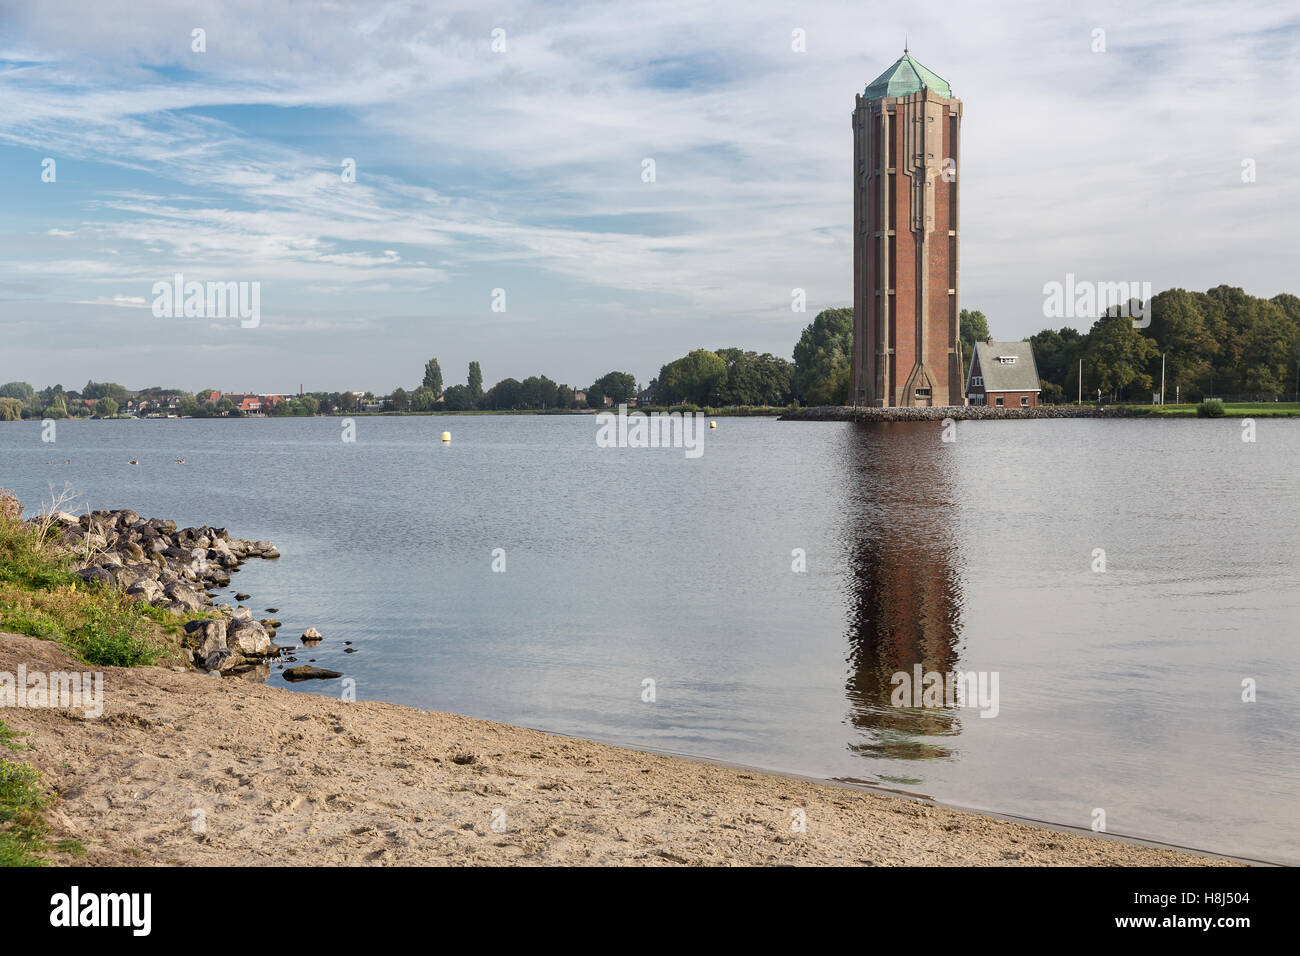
[203, 391, 287, 416]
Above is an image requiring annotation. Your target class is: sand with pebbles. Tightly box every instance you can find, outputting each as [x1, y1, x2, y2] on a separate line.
[0, 632, 1234, 866]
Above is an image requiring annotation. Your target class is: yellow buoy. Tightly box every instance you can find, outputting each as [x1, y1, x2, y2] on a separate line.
[709, 421, 717, 429]
[441, 431, 451, 443]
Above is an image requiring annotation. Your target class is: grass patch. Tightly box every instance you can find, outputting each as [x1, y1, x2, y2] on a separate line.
[0, 740, 49, 867]
[0, 515, 79, 590]
[0, 722, 86, 866]
[1123, 402, 1300, 417]
[0, 721, 27, 751]
[0, 585, 187, 667]
[0, 490, 192, 667]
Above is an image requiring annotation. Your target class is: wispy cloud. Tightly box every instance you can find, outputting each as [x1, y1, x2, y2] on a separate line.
[0, 0, 1297, 390]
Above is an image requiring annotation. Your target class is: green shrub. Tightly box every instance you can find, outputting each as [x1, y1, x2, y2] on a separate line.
[1196, 399, 1226, 418]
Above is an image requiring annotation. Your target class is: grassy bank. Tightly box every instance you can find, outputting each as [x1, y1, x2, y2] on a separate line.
[0, 491, 194, 667]
[1121, 402, 1300, 417]
[0, 489, 202, 864]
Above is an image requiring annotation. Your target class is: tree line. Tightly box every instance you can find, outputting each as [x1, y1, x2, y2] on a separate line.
[383, 360, 639, 412]
[1031, 286, 1300, 403]
[4, 285, 1294, 419]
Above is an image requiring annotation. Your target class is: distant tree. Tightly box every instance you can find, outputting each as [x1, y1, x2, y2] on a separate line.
[959, 309, 991, 378]
[1038, 381, 1065, 405]
[658, 350, 726, 405]
[1083, 312, 1159, 401]
[556, 384, 575, 409]
[520, 375, 559, 409]
[94, 396, 119, 417]
[441, 384, 474, 411]
[714, 349, 794, 406]
[792, 308, 853, 404]
[467, 361, 484, 407]
[82, 381, 128, 401]
[0, 398, 23, 421]
[422, 358, 443, 396]
[483, 378, 523, 410]
[1029, 327, 1085, 397]
[585, 383, 605, 408]
[0, 382, 35, 403]
[591, 371, 636, 405]
[37, 384, 65, 407]
[410, 386, 437, 412]
[387, 387, 411, 412]
[1241, 299, 1293, 398]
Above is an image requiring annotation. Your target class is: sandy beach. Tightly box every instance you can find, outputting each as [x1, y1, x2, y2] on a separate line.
[0, 631, 1235, 866]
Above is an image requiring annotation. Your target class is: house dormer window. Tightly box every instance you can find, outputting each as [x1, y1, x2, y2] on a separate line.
[997, 356, 1016, 365]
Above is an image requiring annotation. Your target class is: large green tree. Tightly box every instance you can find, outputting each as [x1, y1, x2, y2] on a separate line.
[658, 350, 726, 405]
[0, 382, 35, 403]
[792, 307, 852, 405]
[590, 371, 637, 405]
[520, 375, 559, 409]
[82, 381, 127, 401]
[1148, 289, 1213, 397]
[483, 378, 523, 409]
[713, 349, 794, 406]
[467, 361, 484, 407]
[1082, 313, 1160, 401]
[442, 384, 474, 410]
[422, 358, 443, 396]
[410, 387, 437, 412]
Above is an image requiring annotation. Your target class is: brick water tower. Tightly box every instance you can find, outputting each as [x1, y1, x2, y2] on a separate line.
[852, 48, 964, 407]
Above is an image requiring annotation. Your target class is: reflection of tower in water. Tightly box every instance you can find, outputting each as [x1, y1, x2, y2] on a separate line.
[840, 422, 966, 764]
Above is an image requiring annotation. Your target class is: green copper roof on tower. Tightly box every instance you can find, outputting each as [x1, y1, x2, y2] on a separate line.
[864, 51, 952, 99]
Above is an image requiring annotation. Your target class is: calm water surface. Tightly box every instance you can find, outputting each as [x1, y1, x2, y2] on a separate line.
[2, 415, 1297, 862]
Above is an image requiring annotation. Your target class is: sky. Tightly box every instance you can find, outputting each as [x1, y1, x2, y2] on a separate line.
[0, 0, 1297, 394]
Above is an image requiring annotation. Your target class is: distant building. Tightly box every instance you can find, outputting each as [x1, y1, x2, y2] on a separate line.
[966, 340, 1041, 408]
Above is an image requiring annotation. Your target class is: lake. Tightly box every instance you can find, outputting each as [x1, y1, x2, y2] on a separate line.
[2, 413, 1297, 863]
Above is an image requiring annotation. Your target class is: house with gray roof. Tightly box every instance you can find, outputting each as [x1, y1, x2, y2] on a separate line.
[965, 340, 1042, 408]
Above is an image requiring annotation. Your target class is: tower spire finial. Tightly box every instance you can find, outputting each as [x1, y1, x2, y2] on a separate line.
[904, 36, 909, 54]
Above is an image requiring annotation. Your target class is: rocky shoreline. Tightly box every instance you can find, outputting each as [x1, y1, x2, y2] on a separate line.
[781, 405, 1135, 422]
[39, 509, 333, 680]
